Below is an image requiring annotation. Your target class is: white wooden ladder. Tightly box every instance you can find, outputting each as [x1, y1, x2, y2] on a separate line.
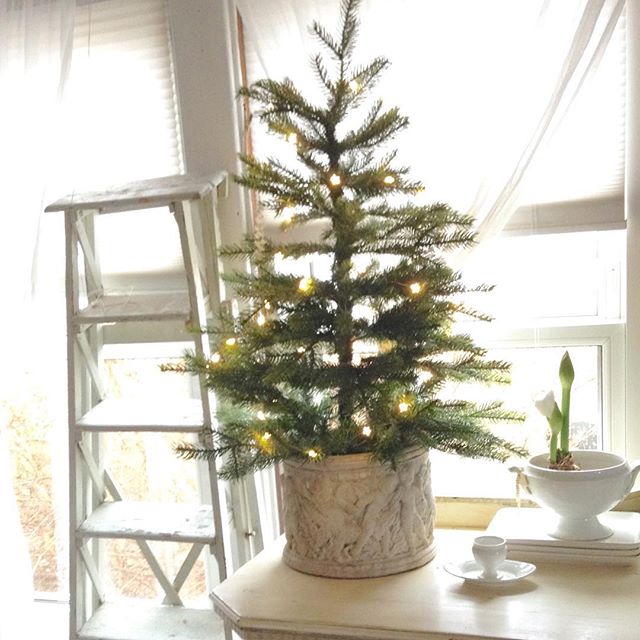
[46, 174, 232, 640]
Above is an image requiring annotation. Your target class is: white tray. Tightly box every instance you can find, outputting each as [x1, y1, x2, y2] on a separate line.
[487, 508, 640, 551]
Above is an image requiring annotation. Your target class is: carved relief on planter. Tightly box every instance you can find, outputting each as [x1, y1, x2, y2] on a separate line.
[282, 447, 436, 578]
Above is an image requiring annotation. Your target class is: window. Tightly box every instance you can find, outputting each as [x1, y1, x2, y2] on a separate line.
[432, 230, 626, 499]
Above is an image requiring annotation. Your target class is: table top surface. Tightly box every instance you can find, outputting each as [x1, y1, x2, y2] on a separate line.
[212, 529, 640, 640]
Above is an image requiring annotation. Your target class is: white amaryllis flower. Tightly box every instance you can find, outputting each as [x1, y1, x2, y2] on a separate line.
[533, 390, 557, 418]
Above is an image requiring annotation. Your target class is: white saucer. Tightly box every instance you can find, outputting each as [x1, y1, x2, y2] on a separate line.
[443, 559, 536, 584]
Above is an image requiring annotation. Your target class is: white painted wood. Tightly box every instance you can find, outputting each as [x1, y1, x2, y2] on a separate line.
[174, 199, 229, 584]
[76, 398, 205, 432]
[134, 539, 184, 606]
[75, 215, 104, 302]
[77, 440, 107, 502]
[78, 544, 106, 604]
[76, 333, 106, 399]
[73, 291, 192, 324]
[45, 173, 226, 214]
[78, 502, 216, 543]
[78, 602, 225, 640]
[212, 529, 640, 640]
[162, 542, 205, 605]
[55, 172, 231, 638]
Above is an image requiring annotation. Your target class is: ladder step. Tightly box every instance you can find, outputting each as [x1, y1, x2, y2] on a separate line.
[45, 172, 226, 214]
[78, 602, 225, 640]
[77, 398, 207, 432]
[78, 501, 216, 543]
[74, 292, 193, 324]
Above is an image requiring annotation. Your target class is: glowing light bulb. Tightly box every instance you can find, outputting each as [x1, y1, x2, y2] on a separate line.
[256, 312, 266, 326]
[348, 79, 360, 92]
[225, 337, 237, 347]
[298, 276, 313, 293]
[264, 301, 272, 310]
[262, 431, 272, 441]
[362, 425, 372, 437]
[383, 175, 396, 185]
[409, 282, 423, 295]
[281, 206, 295, 223]
[257, 410, 266, 421]
[210, 352, 221, 364]
[297, 346, 306, 354]
[398, 401, 411, 414]
[286, 132, 298, 145]
[307, 449, 319, 459]
[329, 173, 342, 187]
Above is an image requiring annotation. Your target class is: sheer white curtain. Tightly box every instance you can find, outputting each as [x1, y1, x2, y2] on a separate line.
[236, 0, 625, 243]
[0, 0, 75, 635]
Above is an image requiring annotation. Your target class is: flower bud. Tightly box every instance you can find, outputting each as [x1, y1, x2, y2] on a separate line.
[559, 351, 575, 389]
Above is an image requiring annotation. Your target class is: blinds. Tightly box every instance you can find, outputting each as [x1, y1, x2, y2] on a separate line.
[508, 6, 626, 234]
[63, 0, 183, 190]
[57, 0, 186, 290]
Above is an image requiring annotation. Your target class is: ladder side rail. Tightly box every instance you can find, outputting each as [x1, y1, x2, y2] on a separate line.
[173, 199, 228, 583]
[65, 208, 88, 639]
[199, 191, 226, 316]
[83, 208, 106, 621]
[196, 190, 246, 581]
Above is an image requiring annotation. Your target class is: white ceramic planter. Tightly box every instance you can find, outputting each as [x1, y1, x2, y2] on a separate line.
[281, 447, 436, 578]
[522, 450, 640, 540]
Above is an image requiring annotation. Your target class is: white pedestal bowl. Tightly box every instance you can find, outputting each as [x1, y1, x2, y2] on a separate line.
[523, 451, 640, 541]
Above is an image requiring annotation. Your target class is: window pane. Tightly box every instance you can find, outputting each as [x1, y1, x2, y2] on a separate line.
[3, 352, 67, 596]
[462, 230, 625, 323]
[431, 344, 601, 498]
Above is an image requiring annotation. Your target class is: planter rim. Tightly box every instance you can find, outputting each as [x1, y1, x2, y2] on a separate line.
[527, 450, 627, 478]
[283, 445, 427, 471]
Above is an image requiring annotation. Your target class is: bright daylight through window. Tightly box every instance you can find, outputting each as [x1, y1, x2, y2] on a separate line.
[4, 0, 184, 599]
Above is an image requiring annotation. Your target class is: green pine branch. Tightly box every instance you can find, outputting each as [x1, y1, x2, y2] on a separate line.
[165, 0, 526, 478]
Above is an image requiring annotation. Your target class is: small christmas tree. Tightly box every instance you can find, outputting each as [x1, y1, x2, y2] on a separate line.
[169, 0, 525, 479]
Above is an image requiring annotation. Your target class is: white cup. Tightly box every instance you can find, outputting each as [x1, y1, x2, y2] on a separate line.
[472, 535, 507, 580]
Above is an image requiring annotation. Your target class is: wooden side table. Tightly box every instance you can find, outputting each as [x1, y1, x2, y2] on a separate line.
[212, 529, 640, 640]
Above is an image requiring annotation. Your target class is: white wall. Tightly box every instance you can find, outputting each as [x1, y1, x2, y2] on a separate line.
[166, 0, 251, 251]
[626, 0, 640, 458]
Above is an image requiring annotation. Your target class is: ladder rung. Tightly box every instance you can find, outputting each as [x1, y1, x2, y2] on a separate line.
[45, 172, 227, 214]
[78, 501, 216, 543]
[73, 292, 192, 323]
[76, 398, 208, 432]
[78, 602, 224, 640]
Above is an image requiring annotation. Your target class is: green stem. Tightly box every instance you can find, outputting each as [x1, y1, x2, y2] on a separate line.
[549, 431, 559, 464]
[560, 387, 570, 453]
[547, 405, 563, 464]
